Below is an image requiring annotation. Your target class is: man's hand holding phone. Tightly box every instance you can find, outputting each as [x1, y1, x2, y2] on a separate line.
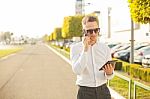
[83, 35, 91, 52]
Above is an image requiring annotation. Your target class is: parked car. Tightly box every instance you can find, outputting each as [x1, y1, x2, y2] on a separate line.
[107, 42, 120, 48]
[112, 43, 130, 58]
[114, 44, 149, 62]
[142, 54, 150, 68]
[111, 43, 125, 57]
[134, 46, 150, 64]
[64, 41, 74, 48]
[58, 41, 64, 49]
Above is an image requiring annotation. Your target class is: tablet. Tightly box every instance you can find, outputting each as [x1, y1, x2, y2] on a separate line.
[99, 60, 117, 70]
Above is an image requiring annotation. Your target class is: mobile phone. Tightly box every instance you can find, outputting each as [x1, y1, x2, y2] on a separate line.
[99, 60, 117, 70]
[84, 33, 88, 36]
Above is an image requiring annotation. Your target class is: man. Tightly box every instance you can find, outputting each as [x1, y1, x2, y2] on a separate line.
[70, 15, 114, 99]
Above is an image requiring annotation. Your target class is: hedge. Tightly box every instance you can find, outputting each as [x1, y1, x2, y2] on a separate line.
[113, 59, 150, 82]
[121, 61, 150, 82]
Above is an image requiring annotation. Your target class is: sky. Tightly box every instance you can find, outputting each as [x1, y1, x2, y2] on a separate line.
[0, 0, 75, 38]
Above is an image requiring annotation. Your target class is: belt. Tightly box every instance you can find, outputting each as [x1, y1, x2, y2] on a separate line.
[79, 83, 107, 90]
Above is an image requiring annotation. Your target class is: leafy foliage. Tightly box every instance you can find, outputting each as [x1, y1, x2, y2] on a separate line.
[62, 15, 84, 39]
[52, 32, 56, 40]
[49, 32, 54, 41]
[128, 0, 150, 24]
[42, 34, 49, 42]
[53, 27, 62, 40]
[0, 48, 22, 58]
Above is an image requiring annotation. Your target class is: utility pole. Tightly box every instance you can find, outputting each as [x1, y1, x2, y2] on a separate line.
[130, 0, 134, 64]
[130, 20, 134, 63]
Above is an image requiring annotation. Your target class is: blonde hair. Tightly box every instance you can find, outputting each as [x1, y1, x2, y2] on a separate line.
[82, 16, 99, 28]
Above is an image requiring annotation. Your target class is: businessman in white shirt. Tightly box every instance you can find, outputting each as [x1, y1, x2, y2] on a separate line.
[70, 16, 115, 99]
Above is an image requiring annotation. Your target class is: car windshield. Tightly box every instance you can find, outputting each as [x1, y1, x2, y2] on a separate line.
[138, 46, 150, 51]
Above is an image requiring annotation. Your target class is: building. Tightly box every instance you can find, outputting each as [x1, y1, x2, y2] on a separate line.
[82, 0, 150, 42]
[75, 0, 84, 15]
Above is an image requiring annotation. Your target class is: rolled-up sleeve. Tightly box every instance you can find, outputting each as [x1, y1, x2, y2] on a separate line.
[70, 44, 88, 75]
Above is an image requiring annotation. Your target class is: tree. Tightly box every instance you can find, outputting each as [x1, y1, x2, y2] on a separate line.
[128, 0, 150, 24]
[52, 31, 56, 40]
[53, 27, 62, 41]
[62, 15, 84, 39]
[62, 16, 71, 39]
[42, 34, 49, 42]
[71, 15, 84, 37]
[4, 31, 12, 44]
[49, 33, 53, 41]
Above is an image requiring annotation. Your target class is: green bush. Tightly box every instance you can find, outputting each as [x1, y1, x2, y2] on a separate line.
[130, 64, 140, 78]
[122, 64, 127, 72]
[0, 48, 22, 58]
[138, 68, 148, 82]
[115, 62, 122, 70]
[147, 69, 150, 82]
[123, 65, 130, 75]
[63, 47, 70, 53]
[118, 59, 150, 82]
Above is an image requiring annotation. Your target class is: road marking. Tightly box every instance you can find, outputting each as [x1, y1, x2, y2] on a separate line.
[45, 44, 71, 65]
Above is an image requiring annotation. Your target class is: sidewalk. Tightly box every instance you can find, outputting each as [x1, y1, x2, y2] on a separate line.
[109, 88, 125, 99]
[46, 44, 126, 99]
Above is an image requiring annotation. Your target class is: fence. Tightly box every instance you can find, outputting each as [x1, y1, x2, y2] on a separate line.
[133, 81, 150, 99]
[108, 72, 150, 99]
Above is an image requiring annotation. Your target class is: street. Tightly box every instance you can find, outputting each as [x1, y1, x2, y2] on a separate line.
[0, 44, 77, 99]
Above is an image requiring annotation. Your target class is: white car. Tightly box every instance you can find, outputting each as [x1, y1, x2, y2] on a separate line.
[142, 54, 150, 68]
[134, 46, 150, 63]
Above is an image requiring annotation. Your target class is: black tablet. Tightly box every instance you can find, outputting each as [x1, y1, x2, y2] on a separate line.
[99, 60, 117, 70]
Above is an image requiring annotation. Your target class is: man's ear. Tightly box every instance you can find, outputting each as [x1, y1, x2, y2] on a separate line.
[82, 29, 86, 33]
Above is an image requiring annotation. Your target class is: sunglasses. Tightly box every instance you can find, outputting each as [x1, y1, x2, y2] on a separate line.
[84, 28, 100, 35]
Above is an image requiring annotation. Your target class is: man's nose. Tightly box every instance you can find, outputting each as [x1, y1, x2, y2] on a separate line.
[91, 31, 96, 35]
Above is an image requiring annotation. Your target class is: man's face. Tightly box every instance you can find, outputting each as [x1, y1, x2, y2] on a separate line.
[84, 21, 99, 44]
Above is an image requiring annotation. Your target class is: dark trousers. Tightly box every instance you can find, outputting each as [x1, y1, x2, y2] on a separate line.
[77, 84, 111, 99]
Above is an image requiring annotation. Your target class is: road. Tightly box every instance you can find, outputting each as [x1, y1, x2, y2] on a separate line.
[0, 43, 77, 99]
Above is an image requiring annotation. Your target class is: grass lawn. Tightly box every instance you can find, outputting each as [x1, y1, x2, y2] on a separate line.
[109, 76, 150, 99]
[0, 48, 22, 58]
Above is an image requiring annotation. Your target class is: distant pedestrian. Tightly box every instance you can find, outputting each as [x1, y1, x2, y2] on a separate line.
[70, 15, 115, 99]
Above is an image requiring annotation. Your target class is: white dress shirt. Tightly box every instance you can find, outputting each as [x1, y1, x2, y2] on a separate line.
[70, 41, 114, 87]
